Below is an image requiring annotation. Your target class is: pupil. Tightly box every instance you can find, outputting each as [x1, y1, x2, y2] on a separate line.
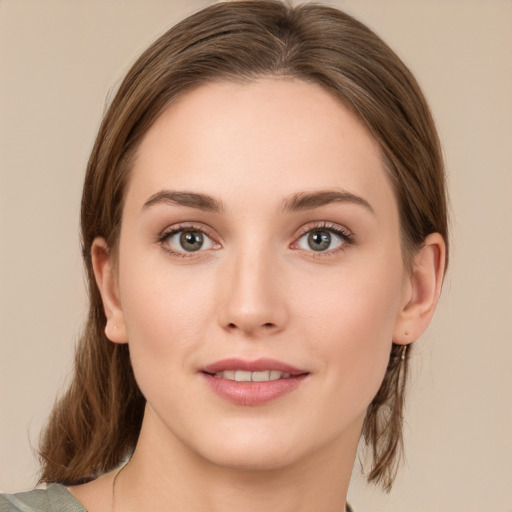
[308, 230, 331, 251]
[180, 231, 203, 251]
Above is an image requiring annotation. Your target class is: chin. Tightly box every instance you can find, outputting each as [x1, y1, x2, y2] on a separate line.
[203, 446, 297, 473]
[192, 428, 301, 472]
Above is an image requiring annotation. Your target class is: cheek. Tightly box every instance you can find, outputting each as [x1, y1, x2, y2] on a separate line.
[294, 255, 405, 409]
[117, 252, 216, 380]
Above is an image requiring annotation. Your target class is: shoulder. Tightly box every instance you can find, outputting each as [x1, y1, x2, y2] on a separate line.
[0, 484, 86, 512]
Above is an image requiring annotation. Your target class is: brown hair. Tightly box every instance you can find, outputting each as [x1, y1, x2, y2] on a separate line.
[38, 0, 448, 492]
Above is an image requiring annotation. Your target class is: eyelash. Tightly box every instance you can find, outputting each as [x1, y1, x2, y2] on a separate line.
[158, 223, 219, 258]
[157, 221, 354, 258]
[293, 222, 354, 255]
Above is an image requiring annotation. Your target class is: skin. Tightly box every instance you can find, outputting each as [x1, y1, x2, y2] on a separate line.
[71, 78, 445, 512]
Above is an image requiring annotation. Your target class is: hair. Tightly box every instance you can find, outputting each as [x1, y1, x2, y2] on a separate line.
[38, 0, 448, 493]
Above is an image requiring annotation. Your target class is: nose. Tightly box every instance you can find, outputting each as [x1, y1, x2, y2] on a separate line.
[218, 246, 288, 337]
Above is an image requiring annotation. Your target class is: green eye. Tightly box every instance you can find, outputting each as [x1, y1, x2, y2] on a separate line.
[296, 226, 350, 252]
[307, 230, 333, 251]
[163, 228, 217, 254]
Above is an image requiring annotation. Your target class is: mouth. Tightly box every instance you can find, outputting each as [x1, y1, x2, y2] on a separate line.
[208, 369, 293, 382]
[200, 358, 309, 406]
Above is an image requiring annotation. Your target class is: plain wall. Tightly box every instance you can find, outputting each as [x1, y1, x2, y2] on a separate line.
[1, 1, 511, 511]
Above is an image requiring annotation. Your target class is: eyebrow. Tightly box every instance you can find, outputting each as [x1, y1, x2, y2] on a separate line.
[142, 190, 224, 213]
[142, 189, 374, 216]
[282, 190, 375, 214]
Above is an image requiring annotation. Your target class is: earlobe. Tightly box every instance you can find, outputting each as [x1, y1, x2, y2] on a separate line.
[91, 237, 128, 344]
[393, 233, 446, 345]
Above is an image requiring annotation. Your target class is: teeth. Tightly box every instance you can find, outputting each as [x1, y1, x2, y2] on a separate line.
[235, 370, 251, 382]
[213, 370, 292, 381]
[252, 371, 270, 382]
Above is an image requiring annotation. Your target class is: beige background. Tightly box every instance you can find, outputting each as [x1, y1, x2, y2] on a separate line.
[1, 1, 511, 510]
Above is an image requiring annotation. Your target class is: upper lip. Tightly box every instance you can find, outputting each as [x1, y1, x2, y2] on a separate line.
[201, 358, 308, 376]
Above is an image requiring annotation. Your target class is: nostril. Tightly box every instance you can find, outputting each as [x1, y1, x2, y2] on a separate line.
[226, 321, 276, 331]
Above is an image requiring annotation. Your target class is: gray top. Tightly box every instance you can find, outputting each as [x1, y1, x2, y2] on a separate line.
[0, 484, 86, 512]
[1, 484, 353, 511]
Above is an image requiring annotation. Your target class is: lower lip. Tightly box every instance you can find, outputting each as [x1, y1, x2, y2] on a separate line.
[202, 373, 308, 406]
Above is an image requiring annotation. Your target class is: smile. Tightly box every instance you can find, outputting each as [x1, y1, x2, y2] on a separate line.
[201, 358, 309, 406]
[212, 370, 291, 381]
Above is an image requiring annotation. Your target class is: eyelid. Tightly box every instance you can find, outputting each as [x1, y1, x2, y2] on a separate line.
[294, 221, 353, 239]
[156, 220, 353, 257]
[291, 221, 354, 253]
[157, 222, 221, 257]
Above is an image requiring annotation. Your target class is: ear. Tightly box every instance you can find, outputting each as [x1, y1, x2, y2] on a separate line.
[393, 233, 446, 345]
[91, 237, 128, 344]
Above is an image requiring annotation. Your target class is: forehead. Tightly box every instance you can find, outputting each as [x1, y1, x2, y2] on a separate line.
[125, 78, 396, 220]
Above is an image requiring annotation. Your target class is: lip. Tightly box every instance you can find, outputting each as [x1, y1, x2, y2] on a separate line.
[200, 358, 309, 406]
[202, 357, 306, 375]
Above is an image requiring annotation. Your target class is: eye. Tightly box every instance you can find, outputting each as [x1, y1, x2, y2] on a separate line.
[294, 225, 352, 253]
[161, 227, 218, 254]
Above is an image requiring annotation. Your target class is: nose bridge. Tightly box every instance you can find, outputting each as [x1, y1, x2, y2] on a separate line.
[219, 240, 286, 335]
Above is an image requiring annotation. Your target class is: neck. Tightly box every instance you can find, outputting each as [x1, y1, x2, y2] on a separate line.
[114, 408, 361, 512]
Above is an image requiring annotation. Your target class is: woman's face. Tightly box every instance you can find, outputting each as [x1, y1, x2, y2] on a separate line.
[107, 78, 412, 470]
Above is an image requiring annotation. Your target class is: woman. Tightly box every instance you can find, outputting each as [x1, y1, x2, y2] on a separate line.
[1, 1, 447, 511]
